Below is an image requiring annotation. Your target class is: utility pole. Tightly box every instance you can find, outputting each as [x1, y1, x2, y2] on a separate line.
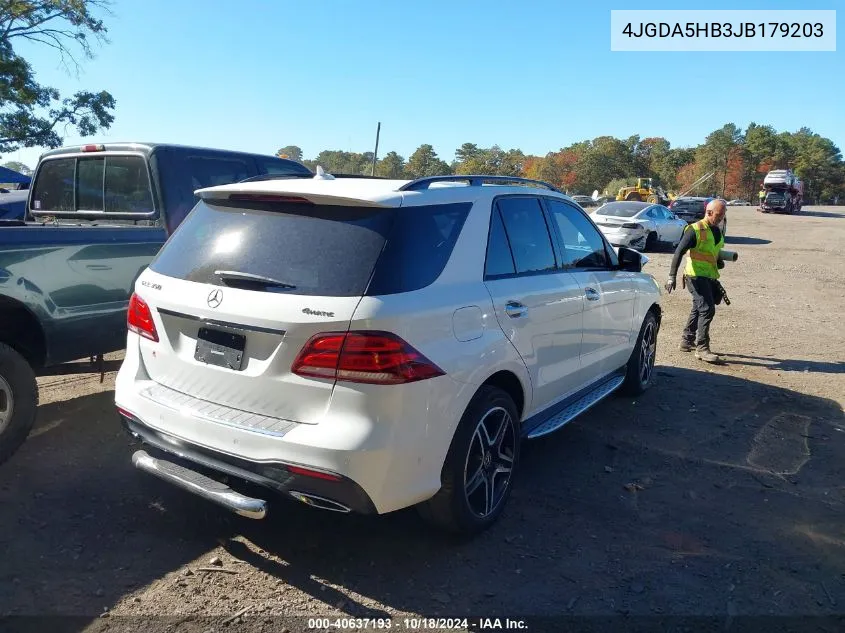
[371, 122, 381, 176]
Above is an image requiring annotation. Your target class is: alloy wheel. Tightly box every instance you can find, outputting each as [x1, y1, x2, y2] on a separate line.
[0, 375, 14, 434]
[639, 321, 657, 385]
[463, 406, 516, 518]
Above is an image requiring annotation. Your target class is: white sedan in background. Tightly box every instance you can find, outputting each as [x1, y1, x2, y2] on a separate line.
[590, 201, 688, 251]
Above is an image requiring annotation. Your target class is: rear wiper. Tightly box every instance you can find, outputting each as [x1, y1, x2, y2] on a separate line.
[214, 270, 296, 289]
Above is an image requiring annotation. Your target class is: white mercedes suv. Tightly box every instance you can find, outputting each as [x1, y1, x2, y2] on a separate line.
[115, 172, 662, 535]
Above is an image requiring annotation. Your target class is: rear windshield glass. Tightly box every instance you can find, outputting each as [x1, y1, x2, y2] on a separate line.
[595, 202, 646, 217]
[150, 199, 470, 297]
[671, 200, 707, 214]
[31, 155, 154, 214]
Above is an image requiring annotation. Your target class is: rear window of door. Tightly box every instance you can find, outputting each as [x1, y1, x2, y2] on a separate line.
[495, 197, 556, 275]
[545, 199, 610, 269]
[31, 155, 154, 214]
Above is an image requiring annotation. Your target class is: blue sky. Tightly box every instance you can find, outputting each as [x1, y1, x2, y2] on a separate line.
[7, 0, 843, 170]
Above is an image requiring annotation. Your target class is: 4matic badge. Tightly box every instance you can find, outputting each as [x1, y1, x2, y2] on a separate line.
[302, 307, 334, 318]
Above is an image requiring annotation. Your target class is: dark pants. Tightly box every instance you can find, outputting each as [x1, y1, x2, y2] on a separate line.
[682, 276, 717, 349]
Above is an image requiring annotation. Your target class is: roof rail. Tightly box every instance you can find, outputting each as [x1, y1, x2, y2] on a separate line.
[398, 175, 562, 193]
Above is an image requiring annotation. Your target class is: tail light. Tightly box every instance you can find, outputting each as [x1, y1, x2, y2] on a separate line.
[292, 331, 444, 385]
[621, 223, 644, 230]
[127, 293, 159, 342]
[81, 144, 105, 152]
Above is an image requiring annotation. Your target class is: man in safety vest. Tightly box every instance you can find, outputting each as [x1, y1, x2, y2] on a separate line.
[664, 199, 727, 363]
[758, 188, 766, 206]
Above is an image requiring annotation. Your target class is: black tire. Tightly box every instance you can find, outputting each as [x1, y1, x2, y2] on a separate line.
[417, 385, 520, 536]
[619, 310, 659, 396]
[626, 193, 642, 202]
[0, 343, 38, 465]
[644, 232, 657, 251]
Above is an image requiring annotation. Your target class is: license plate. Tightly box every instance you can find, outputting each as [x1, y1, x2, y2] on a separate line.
[195, 327, 246, 371]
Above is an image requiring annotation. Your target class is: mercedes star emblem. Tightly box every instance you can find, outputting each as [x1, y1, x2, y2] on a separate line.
[207, 288, 223, 309]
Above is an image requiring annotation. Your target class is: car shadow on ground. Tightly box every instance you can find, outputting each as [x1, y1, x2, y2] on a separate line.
[719, 354, 845, 374]
[797, 210, 845, 219]
[724, 236, 772, 246]
[643, 241, 677, 254]
[1, 368, 844, 628]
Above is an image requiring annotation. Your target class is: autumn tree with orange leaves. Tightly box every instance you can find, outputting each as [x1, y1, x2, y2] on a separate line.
[288, 123, 844, 203]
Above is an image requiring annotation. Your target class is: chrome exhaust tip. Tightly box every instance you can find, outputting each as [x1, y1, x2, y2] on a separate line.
[289, 491, 351, 513]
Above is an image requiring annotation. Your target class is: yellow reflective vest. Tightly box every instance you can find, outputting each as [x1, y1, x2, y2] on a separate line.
[683, 219, 724, 279]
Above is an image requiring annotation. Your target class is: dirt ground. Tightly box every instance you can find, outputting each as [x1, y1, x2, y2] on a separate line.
[1, 206, 844, 633]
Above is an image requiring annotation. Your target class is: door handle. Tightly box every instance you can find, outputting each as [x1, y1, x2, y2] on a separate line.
[505, 301, 528, 318]
[585, 287, 600, 301]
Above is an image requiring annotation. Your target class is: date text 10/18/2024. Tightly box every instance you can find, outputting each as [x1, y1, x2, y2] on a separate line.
[307, 617, 529, 630]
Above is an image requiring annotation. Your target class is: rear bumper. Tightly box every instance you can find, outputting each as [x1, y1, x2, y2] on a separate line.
[601, 230, 647, 248]
[115, 333, 473, 515]
[121, 412, 377, 515]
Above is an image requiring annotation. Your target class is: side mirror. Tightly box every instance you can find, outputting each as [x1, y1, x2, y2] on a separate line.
[617, 246, 643, 273]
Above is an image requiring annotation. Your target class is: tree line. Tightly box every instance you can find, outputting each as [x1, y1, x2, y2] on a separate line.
[278, 123, 845, 204]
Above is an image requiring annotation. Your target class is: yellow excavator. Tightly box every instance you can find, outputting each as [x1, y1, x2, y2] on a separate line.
[616, 177, 674, 204]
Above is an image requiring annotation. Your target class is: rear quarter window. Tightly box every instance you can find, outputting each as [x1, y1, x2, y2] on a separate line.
[366, 203, 471, 295]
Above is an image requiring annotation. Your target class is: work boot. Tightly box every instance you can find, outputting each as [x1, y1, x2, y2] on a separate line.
[679, 340, 694, 352]
[695, 347, 721, 363]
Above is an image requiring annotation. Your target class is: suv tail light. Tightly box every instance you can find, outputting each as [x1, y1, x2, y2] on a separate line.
[292, 331, 444, 385]
[127, 293, 159, 342]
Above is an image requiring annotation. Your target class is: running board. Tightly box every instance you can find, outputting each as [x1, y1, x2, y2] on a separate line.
[523, 375, 625, 439]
